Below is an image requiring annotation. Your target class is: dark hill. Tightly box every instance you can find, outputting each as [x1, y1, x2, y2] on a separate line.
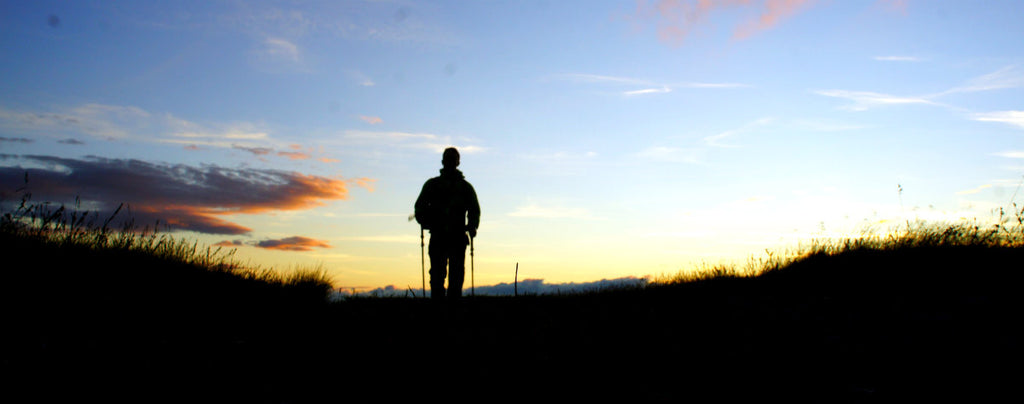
[3, 231, 1021, 403]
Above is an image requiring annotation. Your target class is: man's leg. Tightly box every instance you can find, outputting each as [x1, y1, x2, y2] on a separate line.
[427, 237, 447, 300]
[446, 236, 468, 300]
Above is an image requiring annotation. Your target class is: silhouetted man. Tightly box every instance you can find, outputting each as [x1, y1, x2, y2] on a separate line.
[415, 147, 480, 300]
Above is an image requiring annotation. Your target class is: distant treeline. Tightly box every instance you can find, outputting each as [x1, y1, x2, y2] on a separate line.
[341, 276, 650, 298]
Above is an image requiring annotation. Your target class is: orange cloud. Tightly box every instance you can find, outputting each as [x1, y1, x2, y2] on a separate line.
[138, 206, 254, 234]
[348, 177, 376, 192]
[277, 151, 311, 160]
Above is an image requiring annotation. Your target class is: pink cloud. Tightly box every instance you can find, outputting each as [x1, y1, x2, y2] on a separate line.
[733, 0, 814, 40]
[213, 240, 246, 248]
[634, 0, 816, 46]
[359, 115, 383, 125]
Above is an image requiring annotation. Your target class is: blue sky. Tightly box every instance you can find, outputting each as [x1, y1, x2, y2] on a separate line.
[2, 0, 1022, 292]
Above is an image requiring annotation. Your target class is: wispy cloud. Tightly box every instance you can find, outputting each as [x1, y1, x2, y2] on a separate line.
[938, 65, 1024, 96]
[346, 70, 376, 87]
[624, 86, 672, 96]
[341, 129, 487, 154]
[789, 119, 866, 132]
[971, 111, 1024, 129]
[359, 115, 383, 125]
[517, 150, 600, 176]
[679, 82, 748, 89]
[0, 103, 150, 140]
[557, 73, 650, 86]
[817, 65, 1024, 112]
[813, 90, 938, 111]
[508, 203, 598, 220]
[164, 113, 272, 146]
[873, 55, 922, 62]
[0, 103, 279, 148]
[994, 151, 1024, 159]
[0, 103, 347, 165]
[555, 73, 745, 96]
[635, 146, 703, 164]
[0, 155, 362, 235]
[230, 143, 338, 164]
[233, 144, 274, 156]
[520, 150, 598, 161]
[337, 235, 419, 244]
[635, 118, 773, 164]
[261, 37, 301, 63]
[215, 236, 332, 252]
[703, 117, 773, 147]
[956, 184, 993, 195]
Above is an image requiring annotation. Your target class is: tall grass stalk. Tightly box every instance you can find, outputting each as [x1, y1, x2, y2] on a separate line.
[1, 195, 334, 296]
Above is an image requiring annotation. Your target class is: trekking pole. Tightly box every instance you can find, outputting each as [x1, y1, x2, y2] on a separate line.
[469, 232, 475, 297]
[420, 227, 426, 299]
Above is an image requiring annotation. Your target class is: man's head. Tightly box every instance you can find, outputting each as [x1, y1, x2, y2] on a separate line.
[442, 147, 460, 168]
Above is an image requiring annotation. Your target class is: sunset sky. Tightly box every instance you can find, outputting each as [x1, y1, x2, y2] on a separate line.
[2, 1, 1022, 293]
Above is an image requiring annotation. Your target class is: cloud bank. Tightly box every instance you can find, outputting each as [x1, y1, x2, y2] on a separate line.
[0, 155, 362, 235]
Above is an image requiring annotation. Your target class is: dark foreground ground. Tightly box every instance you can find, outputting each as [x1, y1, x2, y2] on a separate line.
[3, 245, 1022, 403]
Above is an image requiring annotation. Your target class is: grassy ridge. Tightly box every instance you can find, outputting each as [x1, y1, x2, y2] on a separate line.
[2, 200, 1022, 403]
